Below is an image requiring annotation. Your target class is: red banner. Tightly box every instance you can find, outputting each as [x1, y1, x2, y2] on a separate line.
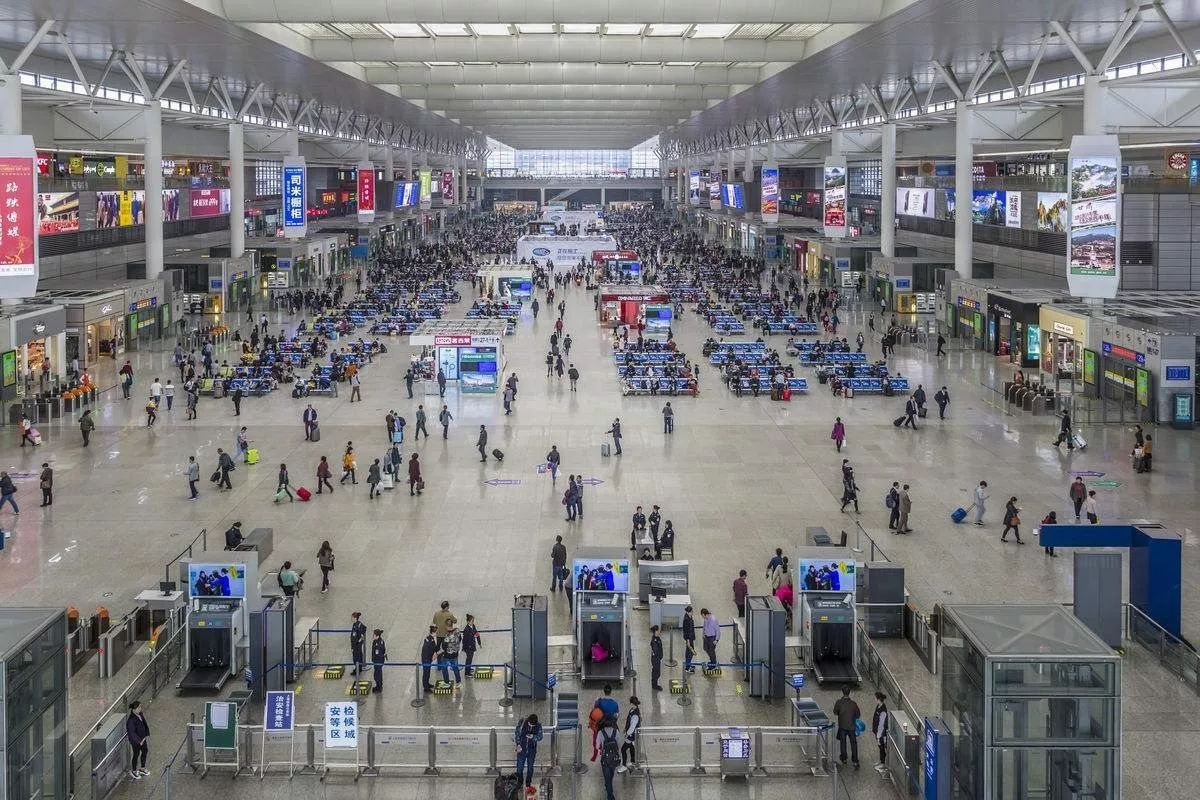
[190, 188, 222, 218]
[0, 157, 36, 275]
[591, 250, 639, 263]
[434, 335, 472, 346]
[357, 163, 376, 218]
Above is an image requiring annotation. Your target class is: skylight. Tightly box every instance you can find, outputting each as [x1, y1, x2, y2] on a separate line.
[516, 23, 556, 34]
[604, 24, 645, 35]
[645, 24, 690, 37]
[423, 23, 472, 36]
[690, 24, 737, 38]
[468, 23, 512, 36]
[376, 23, 428, 37]
[561, 23, 601, 33]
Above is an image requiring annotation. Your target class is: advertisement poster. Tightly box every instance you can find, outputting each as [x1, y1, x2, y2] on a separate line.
[1083, 348, 1097, 385]
[688, 171, 700, 205]
[707, 180, 721, 210]
[189, 188, 223, 218]
[0, 146, 44, 287]
[760, 163, 779, 223]
[896, 187, 934, 218]
[95, 190, 144, 228]
[944, 189, 955, 220]
[822, 158, 847, 238]
[1136, 367, 1150, 408]
[971, 189, 1006, 225]
[1067, 135, 1121, 297]
[36, 192, 80, 235]
[219, 188, 231, 214]
[282, 157, 307, 238]
[162, 189, 181, 222]
[1006, 191, 1022, 228]
[440, 169, 455, 202]
[356, 161, 375, 222]
[1036, 193, 1068, 232]
[419, 170, 432, 208]
[1, 350, 14, 386]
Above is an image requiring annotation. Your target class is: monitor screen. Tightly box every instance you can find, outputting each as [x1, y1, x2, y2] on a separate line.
[798, 559, 856, 592]
[572, 558, 630, 593]
[187, 563, 247, 597]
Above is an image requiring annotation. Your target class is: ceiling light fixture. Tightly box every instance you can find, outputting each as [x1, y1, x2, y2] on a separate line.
[604, 24, 645, 35]
[468, 23, 512, 35]
[645, 24, 689, 36]
[515, 23, 556, 33]
[423, 23, 472, 36]
[561, 23, 601, 33]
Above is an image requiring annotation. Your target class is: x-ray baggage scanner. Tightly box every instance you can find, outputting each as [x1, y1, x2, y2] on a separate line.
[178, 558, 261, 692]
[572, 548, 631, 684]
[794, 548, 860, 686]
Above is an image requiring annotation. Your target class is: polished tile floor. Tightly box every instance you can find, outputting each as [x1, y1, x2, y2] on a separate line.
[4, 264, 1197, 800]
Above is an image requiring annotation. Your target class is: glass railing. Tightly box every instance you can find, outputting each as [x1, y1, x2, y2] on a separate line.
[1127, 604, 1200, 695]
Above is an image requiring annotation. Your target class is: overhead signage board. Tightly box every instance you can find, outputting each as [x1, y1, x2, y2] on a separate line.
[440, 169, 455, 203]
[822, 158, 847, 238]
[356, 161, 375, 223]
[707, 179, 721, 210]
[419, 170, 432, 209]
[760, 163, 779, 223]
[688, 171, 700, 205]
[1067, 135, 1121, 298]
[282, 157, 307, 239]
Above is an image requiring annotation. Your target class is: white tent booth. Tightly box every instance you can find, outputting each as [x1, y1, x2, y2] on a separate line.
[516, 235, 617, 267]
[408, 319, 508, 394]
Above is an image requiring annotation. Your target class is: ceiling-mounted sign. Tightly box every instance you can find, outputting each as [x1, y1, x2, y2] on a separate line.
[282, 157, 307, 239]
[440, 169, 455, 203]
[0, 135, 39, 298]
[419, 169, 432, 209]
[760, 163, 779, 224]
[822, 157, 847, 238]
[1067, 135, 1121, 299]
[356, 161, 375, 223]
[688, 171, 700, 205]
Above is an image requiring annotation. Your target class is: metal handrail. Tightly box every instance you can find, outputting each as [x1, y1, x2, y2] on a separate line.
[856, 622, 923, 735]
[163, 527, 207, 582]
[1126, 604, 1200, 695]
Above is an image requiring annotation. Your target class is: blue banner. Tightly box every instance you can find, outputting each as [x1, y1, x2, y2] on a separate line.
[282, 157, 306, 238]
[264, 690, 294, 732]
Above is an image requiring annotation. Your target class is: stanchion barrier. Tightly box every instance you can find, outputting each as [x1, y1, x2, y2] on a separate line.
[664, 628, 677, 668]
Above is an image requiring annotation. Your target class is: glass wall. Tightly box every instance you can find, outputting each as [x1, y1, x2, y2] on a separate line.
[4, 613, 68, 800]
[486, 136, 660, 179]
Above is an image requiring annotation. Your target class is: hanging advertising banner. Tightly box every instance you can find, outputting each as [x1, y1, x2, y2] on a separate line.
[1067, 135, 1121, 298]
[688, 171, 700, 205]
[419, 170, 432, 209]
[1005, 191, 1022, 228]
[707, 180, 721, 210]
[282, 157, 307, 239]
[356, 161, 375, 222]
[440, 169, 455, 203]
[1036, 192, 1068, 232]
[760, 163, 779, 223]
[0, 136, 38, 296]
[36, 192, 80, 235]
[822, 158, 847, 238]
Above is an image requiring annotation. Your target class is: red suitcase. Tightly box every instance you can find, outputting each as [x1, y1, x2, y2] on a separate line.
[296, 486, 312, 501]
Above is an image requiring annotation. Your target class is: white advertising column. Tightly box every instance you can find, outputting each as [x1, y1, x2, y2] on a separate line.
[0, 75, 20, 135]
[954, 101, 974, 280]
[143, 102, 164, 280]
[229, 122, 245, 258]
[1082, 75, 1108, 137]
[880, 123, 897, 258]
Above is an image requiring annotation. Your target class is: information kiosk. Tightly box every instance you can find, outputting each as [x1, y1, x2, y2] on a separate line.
[597, 285, 670, 329]
[572, 548, 631, 684]
[408, 319, 507, 394]
[794, 548, 860, 686]
[516, 234, 617, 266]
[178, 558, 260, 692]
[476, 265, 534, 300]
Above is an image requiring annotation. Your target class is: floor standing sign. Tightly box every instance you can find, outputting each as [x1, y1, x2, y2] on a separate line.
[202, 701, 239, 775]
[0, 135, 39, 299]
[323, 701, 361, 776]
[261, 690, 296, 776]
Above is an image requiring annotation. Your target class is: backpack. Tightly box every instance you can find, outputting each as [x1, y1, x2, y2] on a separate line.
[598, 723, 621, 768]
[885, 493, 897, 509]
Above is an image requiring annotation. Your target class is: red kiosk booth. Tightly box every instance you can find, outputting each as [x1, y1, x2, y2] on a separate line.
[597, 284, 670, 329]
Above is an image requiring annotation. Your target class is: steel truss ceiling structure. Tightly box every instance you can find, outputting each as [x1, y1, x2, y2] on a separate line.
[184, 0, 926, 149]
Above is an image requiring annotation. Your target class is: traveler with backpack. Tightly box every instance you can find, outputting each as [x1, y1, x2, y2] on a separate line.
[596, 713, 621, 800]
[513, 714, 543, 790]
[618, 697, 642, 773]
[885, 482, 900, 530]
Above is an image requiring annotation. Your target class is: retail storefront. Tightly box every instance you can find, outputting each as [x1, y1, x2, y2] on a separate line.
[986, 292, 1041, 368]
[1095, 320, 1196, 424]
[947, 280, 987, 349]
[124, 280, 165, 350]
[0, 304, 68, 407]
[59, 290, 126, 367]
[1038, 306, 1092, 393]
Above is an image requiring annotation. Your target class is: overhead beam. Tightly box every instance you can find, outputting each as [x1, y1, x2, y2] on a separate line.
[1048, 21, 1095, 74]
[1151, 2, 1198, 67]
[362, 63, 761, 86]
[931, 62, 964, 100]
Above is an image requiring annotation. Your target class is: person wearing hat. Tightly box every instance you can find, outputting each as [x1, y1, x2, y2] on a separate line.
[370, 629, 386, 693]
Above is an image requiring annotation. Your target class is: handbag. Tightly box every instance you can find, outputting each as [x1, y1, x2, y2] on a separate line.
[1012, 514, 1021, 526]
[416, 478, 425, 491]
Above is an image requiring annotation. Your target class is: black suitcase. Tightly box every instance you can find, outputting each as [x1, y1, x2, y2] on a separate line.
[492, 448, 505, 461]
[893, 416, 905, 427]
[917, 407, 928, 418]
[493, 773, 521, 800]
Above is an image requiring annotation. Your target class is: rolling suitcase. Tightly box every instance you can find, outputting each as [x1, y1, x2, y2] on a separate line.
[492, 448, 505, 461]
[296, 486, 312, 501]
[951, 507, 967, 523]
[893, 416, 905, 427]
[601, 442, 611, 457]
[310, 425, 321, 443]
[493, 773, 521, 800]
[1072, 432, 1087, 450]
[917, 406, 928, 418]
[246, 448, 260, 465]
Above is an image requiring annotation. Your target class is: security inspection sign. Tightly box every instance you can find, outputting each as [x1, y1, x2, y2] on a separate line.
[265, 690, 294, 732]
[324, 702, 359, 749]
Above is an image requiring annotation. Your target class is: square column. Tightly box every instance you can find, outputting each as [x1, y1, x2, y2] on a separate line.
[954, 102, 974, 280]
[880, 123, 897, 258]
[228, 122, 245, 258]
[143, 103, 163, 279]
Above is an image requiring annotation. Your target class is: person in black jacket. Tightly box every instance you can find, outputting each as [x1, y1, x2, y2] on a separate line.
[349, 612, 367, 676]
[370, 629, 386, 693]
[649, 626, 663, 691]
[1052, 411, 1075, 450]
[126, 701, 150, 779]
[420, 626, 438, 691]
[871, 692, 889, 773]
[224, 522, 244, 550]
[681, 606, 696, 673]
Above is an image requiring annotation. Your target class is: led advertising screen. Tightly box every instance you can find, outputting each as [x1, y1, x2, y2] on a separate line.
[36, 192, 80, 235]
[1, 350, 15, 386]
[440, 169, 455, 202]
[971, 189, 1006, 225]
[3, 139, 45, 289]
[190, 188, 223, 218]
[282, 157, 307, 238]
[721, 183, 735, 207]
[187, 562, 247, 598]
[760, 163, 779, 223]
[419, 170, 432, 208]
[95, 190, 145, 228]
[707, 180, 721, 210]
[822, 158, 847, 237]
[1036, 192, 1068, 232]
[896, 187, 934, 219]
[1067, 136, 1121, 297]
[798, 559, 856, 592]
[1005, 190, 1022, 228]
[688, 171, 700, 205]
[162, 189, 182, 223]
[572, 558, 630, 593]
[356, 161, 375, 222]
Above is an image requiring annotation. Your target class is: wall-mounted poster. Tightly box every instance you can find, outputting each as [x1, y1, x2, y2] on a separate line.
[760, 163, 779, 223]
[971, 189, 1006, 226]
[419, 170, 432, 208]
[707, 179, 721, 210]
[95, 190, 145, 228]
[0, 136, 38, 294]
[162, 189, 181, 222]
[896, 187, 935, 218]
[36, 192, 80, 235]
[1005, 191, 1022, 228]
[440, 169, 455, 202]
[282, 157, 307, 239]
[822, 158, 847, 238]
[1067, 135, 1121, 298]
[190, 188, 223, 218]
[1036, 192, 1068, 232]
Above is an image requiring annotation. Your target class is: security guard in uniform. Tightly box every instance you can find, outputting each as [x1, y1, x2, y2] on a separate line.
[649, 626, 664, 691]
[420, 626, 438, 691]
[371, 629, 386, 693]
[349, 612, 367, 675]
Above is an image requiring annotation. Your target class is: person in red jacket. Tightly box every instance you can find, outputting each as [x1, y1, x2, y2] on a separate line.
[408, 453, 423, 496]
[732, 570, 749, 617]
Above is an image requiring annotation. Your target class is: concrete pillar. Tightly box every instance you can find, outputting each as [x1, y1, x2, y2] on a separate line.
[726, 150, 736, 182]
[880, 122, 897, 258]
[676, 163, 684, 202]
[954, 101, 974, 280]
[743, 146, 753, 184]
[830, 130, 844, 159]
[0, 74, 21, 135]
[384, 148, 394, 220]
[143, 102, 164, 280]
[600, 186, 606, 206]
[539, 186, 545, 206]
[458, 157, 465, 205]
[405, 152, 414, 181]
[1082, 74, 1108, 136]
[228, 122, 245, 259]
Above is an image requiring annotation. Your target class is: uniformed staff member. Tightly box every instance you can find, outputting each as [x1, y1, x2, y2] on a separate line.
[420, 626, 438, 692]
[649, 626, 664, 691]
[371, 629, 386, 693]
[349, 612, 367, 676]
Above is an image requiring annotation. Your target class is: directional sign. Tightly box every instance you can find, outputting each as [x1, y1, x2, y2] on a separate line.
[790, 673, 806, 689]
[578, 477, 605, 486]
[546, 674, 558, 689]
[1073, 470, 1106, 478]
[482, 478, 523, 487]
[1090, 480, 1122, 489]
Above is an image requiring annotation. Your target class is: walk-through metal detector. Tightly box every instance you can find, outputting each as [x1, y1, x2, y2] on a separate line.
[512, 594, 548, 699]
[745, 596, 786, 698]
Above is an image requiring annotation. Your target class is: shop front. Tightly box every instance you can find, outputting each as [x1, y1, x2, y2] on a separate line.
[477, 266, 534, 300]
[597, 285, 670, 329]
[1038, 307, 1092, 394]
[986, 293, 1041, 368]
[164, 253, 255, 321]
[1095, 320, 1194, 424]
[408, 321, 507, 394]
[53, 290, 125, 368]
[124, 280, 166, 351]
[946, 280, 987, 349]
[0, 303, 68, 420]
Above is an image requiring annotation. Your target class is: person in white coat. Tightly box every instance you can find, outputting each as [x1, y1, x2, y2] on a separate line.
[971, 481, 989, 526]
